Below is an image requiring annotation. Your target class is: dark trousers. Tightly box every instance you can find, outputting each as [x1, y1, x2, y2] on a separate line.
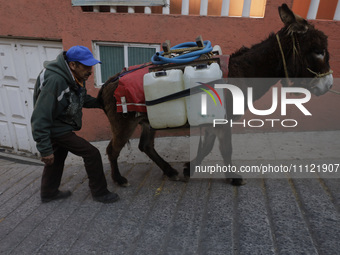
[41, 132, 109, 197]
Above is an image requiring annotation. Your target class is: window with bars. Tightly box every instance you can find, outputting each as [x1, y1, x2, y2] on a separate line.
[93, 42, 160, 85]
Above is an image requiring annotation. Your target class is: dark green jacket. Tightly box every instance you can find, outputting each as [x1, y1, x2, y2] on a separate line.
[31, 52, 101, 157]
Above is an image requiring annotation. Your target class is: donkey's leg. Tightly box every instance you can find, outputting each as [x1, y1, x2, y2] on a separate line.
[138, 122, 179, 180]
[183, 127, 217, 180]
[106, 139, 128, 186]
[107, 117, 139, 186]
[216, 125, 245, 186]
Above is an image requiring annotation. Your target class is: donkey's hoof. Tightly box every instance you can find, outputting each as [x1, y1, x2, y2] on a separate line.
[230, 178, 247, 186]
[121, 182, 131, 187]
[114, 176, 129, 187]
[183, 162, 190, 177]
[182, 175, 190, 183]
[168, 175, 180, 181]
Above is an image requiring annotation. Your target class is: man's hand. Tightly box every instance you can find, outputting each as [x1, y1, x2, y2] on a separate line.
[41, 154, 54, 166]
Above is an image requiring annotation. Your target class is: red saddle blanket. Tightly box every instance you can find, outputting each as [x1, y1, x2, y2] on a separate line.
[114, 55, 229, 113]
[115, 64, 151, 113]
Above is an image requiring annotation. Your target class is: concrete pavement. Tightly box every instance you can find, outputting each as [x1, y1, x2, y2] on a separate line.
[0, 131, 339, 254]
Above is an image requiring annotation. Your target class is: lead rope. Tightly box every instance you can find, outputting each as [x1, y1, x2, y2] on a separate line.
[306, 68, 339, 95]
[276, 33, 340, 95]
[306, 68, 333, 78]
[276, 34, 290, 81]
[329, 89, 340, 95]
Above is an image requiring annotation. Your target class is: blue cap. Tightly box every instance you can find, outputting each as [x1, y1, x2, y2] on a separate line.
[66, 45, 101, 66]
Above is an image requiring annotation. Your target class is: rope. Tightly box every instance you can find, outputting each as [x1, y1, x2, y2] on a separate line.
[329, 89, 340, 95]
[162, 46, 204, 55]
[151, 40, 213, 65]
[306, 68, 333, 78]
[276, 34, 289, 80]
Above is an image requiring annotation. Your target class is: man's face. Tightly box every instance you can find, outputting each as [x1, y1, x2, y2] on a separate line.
[69, 62, 93, 82]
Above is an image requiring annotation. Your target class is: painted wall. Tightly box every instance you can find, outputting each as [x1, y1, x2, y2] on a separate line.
[292, 0, 339, 20]
[0, 0, 339, 141]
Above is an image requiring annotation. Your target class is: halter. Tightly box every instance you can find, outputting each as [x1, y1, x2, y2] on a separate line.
[275, 33, 339, 94]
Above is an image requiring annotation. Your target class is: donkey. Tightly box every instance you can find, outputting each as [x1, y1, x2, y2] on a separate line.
[98, 4, 333, 186]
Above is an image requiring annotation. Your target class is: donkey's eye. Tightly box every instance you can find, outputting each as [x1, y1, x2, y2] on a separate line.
[313, 49, 325, 55]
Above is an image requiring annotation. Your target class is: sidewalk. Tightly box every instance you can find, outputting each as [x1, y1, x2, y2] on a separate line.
[0, 131, 339, 254]
[65, 130, 340, 165]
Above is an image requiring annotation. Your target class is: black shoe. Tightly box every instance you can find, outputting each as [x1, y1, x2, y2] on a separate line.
[93, 191, 120, 203]
[41, 190, 72, 203]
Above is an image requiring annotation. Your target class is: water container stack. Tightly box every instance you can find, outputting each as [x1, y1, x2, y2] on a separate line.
[143, 70, 187, 129]
[184, 63, 225, 126]
[144, 36, 224, 129]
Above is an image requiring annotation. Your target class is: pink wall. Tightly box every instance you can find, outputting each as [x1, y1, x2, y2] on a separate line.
[1, 0, 339, 141]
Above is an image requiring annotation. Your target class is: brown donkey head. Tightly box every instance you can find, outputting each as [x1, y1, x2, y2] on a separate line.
[277, 4, 333, 96]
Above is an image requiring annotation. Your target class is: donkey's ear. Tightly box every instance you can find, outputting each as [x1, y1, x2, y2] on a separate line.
[279, 4, 308, 33]
[279, 4, 296, 25]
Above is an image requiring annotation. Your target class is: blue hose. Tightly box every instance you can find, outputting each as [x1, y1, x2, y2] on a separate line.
[151, 40, 212, 65]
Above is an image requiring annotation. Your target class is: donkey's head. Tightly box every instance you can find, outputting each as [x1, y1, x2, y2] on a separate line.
[277, 4, 333, 96]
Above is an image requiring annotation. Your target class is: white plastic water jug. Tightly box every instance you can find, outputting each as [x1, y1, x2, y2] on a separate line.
[144, 69, 187, 129]
[184, 63, 225, 126]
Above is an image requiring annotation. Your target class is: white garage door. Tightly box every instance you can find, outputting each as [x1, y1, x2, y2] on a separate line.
[0, 38, 62, 156]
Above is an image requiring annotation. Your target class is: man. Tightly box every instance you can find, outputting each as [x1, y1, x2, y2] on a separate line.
[31, 45, 119, 203]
